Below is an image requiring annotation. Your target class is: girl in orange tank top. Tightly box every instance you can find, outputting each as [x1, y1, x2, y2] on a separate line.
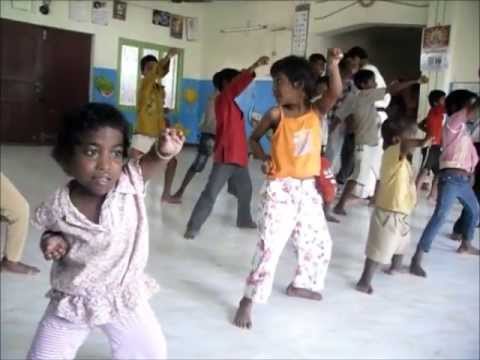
[233, 49, 344, 330]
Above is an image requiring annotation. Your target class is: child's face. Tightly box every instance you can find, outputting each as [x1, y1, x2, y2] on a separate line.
[361, 77, 377, 90]
[68, 127, 125, 197]
[142, 60, 157, 76]
[311, 60, 326, 77]
[438, 96, 446, 106]
[272, 73, 305, 106]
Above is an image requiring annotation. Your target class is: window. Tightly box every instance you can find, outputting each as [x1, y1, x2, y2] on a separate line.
[117, 38, 183, 111]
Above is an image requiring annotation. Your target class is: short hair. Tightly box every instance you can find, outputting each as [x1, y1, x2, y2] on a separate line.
[317, 75, 329, 87]
[381, 117, 417, 149]
[52, 103, 130, 171]
[445, 90, 477, 116]
[353, 69, 375, 89]
[212, 68, 240, 91]
[140, 55, 158, 73]
[308, 53, 326, 64]
[270, 55, 316, 101]
[345, 46, 368, 60]
[428, 90, 446, 107]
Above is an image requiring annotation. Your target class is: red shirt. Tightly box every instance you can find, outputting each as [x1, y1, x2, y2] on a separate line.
[425, 104, 445, 145]
[214, 70, 255, 167]
[315, 157, 337, 204]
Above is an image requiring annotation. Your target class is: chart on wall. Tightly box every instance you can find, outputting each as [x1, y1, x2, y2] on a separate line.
[291, 3, 310, 57]
[420, 25, 450, 72]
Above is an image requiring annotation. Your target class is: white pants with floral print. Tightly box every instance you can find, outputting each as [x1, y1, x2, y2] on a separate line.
[244, 178, 332, 303]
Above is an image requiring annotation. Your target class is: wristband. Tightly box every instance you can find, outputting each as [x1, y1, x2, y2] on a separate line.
[154, 140, 174, 161]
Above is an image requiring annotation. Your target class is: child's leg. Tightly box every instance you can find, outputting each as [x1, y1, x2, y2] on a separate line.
[356, 258, 380, 294]
[234, 180, 297, 329]
[410, 173, 459, 277]
[161, 157, 180, 203]
[323, 203, 340, 223]
[289, 182, 332, 299]
[230, 166, 255, 228]
[333, 179, 357, 215]
[385, 214, 410, 274]
[456, 182, 480, 255]
[102, 302, 167, 359]
[27, 305, 91, 359]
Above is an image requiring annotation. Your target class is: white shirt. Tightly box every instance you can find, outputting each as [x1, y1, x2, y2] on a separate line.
[362, 64, 391, 122]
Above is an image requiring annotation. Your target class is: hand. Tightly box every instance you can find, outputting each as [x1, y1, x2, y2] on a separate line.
[41, 234, 69, 261]
[157, 128, 185, 159]
[327, 48, 343, 66]
[418, 74, 429, 84]
[167, 48, 178, 58]
[254, 56, 270, 68]
[261, 158, 272, 175]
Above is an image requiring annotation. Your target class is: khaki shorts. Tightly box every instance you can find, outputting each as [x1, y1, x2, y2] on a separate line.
[131, 134, 156, 154]
[366, 208, 410, 264]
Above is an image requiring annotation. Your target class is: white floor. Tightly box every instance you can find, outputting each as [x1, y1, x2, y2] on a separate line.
[1, 145, 479, 359]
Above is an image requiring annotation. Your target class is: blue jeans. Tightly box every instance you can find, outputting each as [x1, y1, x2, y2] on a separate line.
[418, 170, 480, 252]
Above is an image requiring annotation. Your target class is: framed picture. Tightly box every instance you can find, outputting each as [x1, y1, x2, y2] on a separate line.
[153, 10, 171, 27]
[113, 0, 127, 21]
[422, 25, 450, 52]
[170, 15, 184, 39]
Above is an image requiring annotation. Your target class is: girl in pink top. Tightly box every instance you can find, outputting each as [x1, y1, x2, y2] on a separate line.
[27, 103, 184, 359]
[410, 90, 480, 278]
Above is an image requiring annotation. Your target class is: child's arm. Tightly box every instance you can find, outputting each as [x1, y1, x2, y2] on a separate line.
[223, 56, 270, 100]
[386, 75, 429, 95]
[400, 136, 433, 159]
[314, 48, 343, 115]
[249, 107, 280, 173]
[139, 128, 185, 181]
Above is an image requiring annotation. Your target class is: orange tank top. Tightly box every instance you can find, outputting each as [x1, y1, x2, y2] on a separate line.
[269, 108, 322, 179]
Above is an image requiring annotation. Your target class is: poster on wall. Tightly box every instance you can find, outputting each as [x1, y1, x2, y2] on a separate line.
[291, 3, 310, 57]
[11, 0, 32, 11]
[420, 25, 450, 72]
[186, 17, 199, 41]
[92, 1, 109, 26]
[69, 0, 90, 22]
[153, 10, 171, 27]
[92, 68, 117, 106]
[170, 15, 184, 39]
[113, 0, 127, 21]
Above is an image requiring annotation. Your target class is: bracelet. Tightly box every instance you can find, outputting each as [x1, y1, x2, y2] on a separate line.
[154, 140, 174, 161]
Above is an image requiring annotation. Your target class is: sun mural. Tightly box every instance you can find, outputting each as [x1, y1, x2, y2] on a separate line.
[183, 88, 198, 104]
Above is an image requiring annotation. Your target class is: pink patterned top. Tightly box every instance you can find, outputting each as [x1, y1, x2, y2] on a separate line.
[440, 108, 479, 173]
[33, 161, 158, 325]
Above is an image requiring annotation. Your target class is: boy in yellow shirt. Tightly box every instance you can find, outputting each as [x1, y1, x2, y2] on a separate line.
[130, 49, 181, 203]
[356, 117, 431, 294]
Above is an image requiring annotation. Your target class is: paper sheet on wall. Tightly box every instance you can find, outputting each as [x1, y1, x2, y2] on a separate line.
[186, 17, 199, 41]
[11, 0, 32, 11]
[119, 45, 139, 107]
[92, 1, 109, 26]
[420, 25, 450, 72]
[69, 0, 90, 22]
[291, 3, 310, 57]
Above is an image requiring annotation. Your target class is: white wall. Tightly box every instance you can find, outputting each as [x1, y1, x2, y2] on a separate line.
[0, 0, 205, 77]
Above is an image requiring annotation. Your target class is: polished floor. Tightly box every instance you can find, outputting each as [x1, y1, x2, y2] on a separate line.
[1, 145, 479, 359]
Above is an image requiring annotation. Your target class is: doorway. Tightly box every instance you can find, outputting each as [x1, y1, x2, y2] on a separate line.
[0, 19, 92, 144]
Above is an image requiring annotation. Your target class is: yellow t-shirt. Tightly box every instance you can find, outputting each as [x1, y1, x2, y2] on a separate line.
[135, 61, 169, 137]
[375, 144, 416, 215]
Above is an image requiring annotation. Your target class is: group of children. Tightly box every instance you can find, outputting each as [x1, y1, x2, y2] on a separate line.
[2, 44, 477, 359]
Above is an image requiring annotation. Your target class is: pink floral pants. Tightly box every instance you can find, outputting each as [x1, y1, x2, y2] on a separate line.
[244, 178, 332, 303]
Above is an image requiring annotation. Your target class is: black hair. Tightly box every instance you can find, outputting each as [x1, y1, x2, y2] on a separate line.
[345, 46, 368, 60]
[213, 68, 240, 91]
[427, 89, 446, 107]
[52, 103, 130, 170]
[308, 53, 326, 64]
[270, 55, 316, 101]
[381, 117, 417, 149]
[445, 90, 477, 116]
[353, 69, 375, 89]
[140, 55, 158, 73]
[318, 76, 329, 85]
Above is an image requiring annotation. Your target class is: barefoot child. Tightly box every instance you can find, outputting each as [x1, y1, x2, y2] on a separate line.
[233, 49, 343, 329]
[27, 103, 184, 359]
[356, 118, 431, 294]
[410, 90, 480, 278]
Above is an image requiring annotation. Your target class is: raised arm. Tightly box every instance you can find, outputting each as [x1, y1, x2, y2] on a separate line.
[314, 48, 343, 116]
[386, 75, 429, 96]
[224, 56, 270, 100]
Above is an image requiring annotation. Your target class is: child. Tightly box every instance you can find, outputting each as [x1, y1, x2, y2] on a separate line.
[233, 49, 343, 329]
[333, 70, 428, 215]
[309, 53, 327, 78]
[130, 49, 181, 204]
[410, 90, 480, 278]
[27, 103, 184, 359]
[315, 150, 339, 223]
[356, 118, 431, 294]
[172, 84, 218, 201]
[184, 57, 269, 240]
[417, 90, 446, 200]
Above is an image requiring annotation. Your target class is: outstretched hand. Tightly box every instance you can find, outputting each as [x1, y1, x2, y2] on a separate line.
[157, 128, 185, 159]
[41, 234, 69, 261]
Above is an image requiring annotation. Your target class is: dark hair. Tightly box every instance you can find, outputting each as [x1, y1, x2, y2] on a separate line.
[445, 90, 477, 116]
[140, 55, 158, 73]
[270, 55, 316, 101]
[428, 90, 446, 107]
[353, 69, 375, 89]
[309, 53, 326, 64]
[213, 68, 240, 91]
[53, 103, 130, 170]
[345, 46, 368, 60]
[381, 117, 416, 149]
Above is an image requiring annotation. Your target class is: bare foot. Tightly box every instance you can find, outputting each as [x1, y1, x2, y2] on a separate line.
[325, 213, 340, 223]
[457, 244, 480, 255]
[409, 263, 427, 277]
[233, 297, 253, 329]
[0, 258, 40, 275]
[184, 229, 198, 240]
[161, 195, 182, 204]
[383, 266, 409, 275]
[286, 284, 322, 300]
[355, 281, 373, 294]
[450, 233, 463, 242]
[333, 206, 347, 216]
